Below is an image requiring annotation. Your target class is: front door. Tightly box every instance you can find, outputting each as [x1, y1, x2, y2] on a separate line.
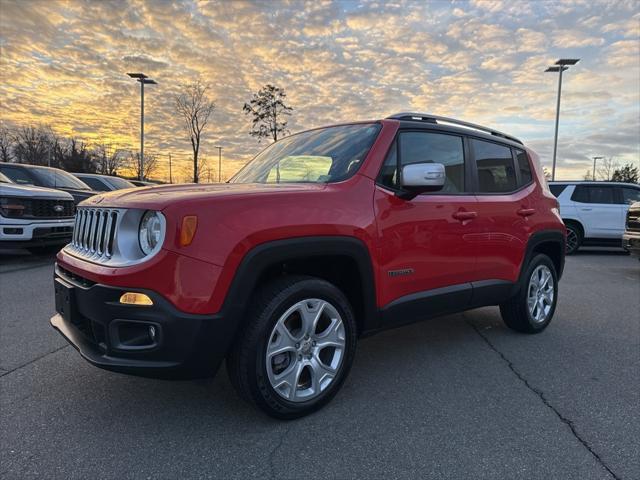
[374, 130, 479, 309]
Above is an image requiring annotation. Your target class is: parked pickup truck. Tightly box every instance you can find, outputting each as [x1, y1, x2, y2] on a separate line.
[50, 113, 565, 418]
[0, 171, 75, 253]
[622, 201, 640, 258]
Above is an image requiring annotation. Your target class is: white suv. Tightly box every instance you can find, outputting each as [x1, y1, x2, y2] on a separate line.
[0, 171, 76, 254]
[549, 181, 640, 254]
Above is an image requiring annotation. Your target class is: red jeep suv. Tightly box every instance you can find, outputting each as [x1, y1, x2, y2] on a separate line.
[51, 113, 565, 418]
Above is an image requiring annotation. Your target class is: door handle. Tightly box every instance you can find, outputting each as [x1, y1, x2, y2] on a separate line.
[452, 211, 477, 221]
[580, 207, 593, 211]
[517, 208, 536, 217]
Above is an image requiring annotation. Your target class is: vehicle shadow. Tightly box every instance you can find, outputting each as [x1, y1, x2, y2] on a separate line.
[42, 310, 505, 430]
[572, 247, 629, 256]
[0, 248, 58, 271]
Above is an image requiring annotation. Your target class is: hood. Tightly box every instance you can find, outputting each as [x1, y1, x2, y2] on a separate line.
[0, 182, 75, 200]
[79, 182, 327, 210]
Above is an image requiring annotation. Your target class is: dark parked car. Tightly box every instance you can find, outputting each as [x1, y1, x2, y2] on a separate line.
[129, 179, 160, 187]
[0, 163, 98, 204]
[73, 173, 136, 192]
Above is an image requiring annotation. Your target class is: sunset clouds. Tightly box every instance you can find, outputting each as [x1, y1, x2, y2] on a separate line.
[1, 0, 638, 180]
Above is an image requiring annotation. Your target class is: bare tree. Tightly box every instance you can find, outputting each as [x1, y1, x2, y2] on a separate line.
[129, 152, 159, 180]
[243, 84, 293, 142]
[597, 157, 618, 181]
[12, 125, 53, 165]
[175, 80, 215, 183]
[94, 144, 126, 176]
[0, 125, 14, 162]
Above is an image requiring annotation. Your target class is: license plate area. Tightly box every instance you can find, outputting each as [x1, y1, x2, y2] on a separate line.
[55, 278, 77, 324]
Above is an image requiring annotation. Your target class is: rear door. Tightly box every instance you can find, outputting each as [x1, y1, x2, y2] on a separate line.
[470, 139, 533, 283]
[571, 185, 621, 238]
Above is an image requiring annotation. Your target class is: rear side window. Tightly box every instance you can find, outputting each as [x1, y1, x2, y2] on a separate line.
[549, 184, 568, 197]
[514, 149, 533, 186]
[471, 139, 517, 193]
[80, 177, 109, 191]
[620, 187, 640, 205]
[378, 131, 465, 193]
[571, 185, 614, 204]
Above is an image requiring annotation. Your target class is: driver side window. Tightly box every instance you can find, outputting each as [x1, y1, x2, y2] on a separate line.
[378, 131, 465, 193]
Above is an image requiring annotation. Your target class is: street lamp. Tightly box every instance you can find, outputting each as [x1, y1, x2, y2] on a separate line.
[215, 146, 222, 182]
[544, 58, 579, 181]
[127, 73, 157, 180]
[592, 156, 604, 181]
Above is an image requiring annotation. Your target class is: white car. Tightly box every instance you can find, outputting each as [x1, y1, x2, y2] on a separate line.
[0, 171, 76, 254]
[549, 181, 640, 254]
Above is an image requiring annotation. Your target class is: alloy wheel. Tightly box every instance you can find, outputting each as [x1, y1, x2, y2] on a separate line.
[527, 265, 555, 323]
[566, 227, 579, 253]
[265, 299, 346, 402]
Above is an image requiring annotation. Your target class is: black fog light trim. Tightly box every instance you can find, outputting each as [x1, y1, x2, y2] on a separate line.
[110, 319, 161, 351]
[3, 227, 23, 235]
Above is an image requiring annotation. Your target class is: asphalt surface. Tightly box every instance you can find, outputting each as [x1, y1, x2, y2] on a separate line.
[1, 248, 638, 479]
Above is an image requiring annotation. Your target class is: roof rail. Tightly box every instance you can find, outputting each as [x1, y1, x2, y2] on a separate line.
[386, 112, 523, 145]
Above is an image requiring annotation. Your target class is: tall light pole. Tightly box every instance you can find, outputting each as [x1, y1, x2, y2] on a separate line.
[592, 156, 604, 181]
[215, 146, 222, 182]
[544, 58, 579, 181]
[127, 73, 157, 180]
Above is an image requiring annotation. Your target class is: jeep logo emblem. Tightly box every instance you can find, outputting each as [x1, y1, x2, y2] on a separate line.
[53, 205, 64, 213]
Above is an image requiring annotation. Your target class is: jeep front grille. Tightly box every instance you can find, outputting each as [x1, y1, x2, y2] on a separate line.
[69, 208, 120, 259]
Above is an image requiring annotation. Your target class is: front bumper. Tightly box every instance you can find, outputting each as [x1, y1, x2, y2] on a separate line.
[0, 218, 74, 247]
[622, 231, 640, 257]
[50, 264, 237, 379]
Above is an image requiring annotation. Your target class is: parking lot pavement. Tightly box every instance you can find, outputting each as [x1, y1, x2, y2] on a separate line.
[1, 250, 638, 479]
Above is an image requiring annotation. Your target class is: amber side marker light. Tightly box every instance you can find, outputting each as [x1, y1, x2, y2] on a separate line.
[179, 215, 198, 246]
[119, 292, 153, 306]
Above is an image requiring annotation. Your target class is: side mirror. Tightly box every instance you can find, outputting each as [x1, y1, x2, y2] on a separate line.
[398, 162, 445, 199]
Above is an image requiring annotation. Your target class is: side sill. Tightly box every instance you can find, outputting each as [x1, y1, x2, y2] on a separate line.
[373, 280, 514, 334]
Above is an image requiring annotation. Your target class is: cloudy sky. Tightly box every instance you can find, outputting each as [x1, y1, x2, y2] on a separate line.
[1, 0, 638, 181]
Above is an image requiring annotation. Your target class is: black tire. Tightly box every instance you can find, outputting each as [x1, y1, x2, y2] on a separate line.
[564, 222, 582, 255]
[500, 254, 558, 334]
[226, 275, 357, 419]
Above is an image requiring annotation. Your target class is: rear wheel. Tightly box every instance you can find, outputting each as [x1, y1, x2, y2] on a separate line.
[500, 254, 558, 334]
[226, 275, 357, 419]
[565, 222, 582, 255]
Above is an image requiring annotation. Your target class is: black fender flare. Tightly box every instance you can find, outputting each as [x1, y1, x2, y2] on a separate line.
[516, 229, 566, 288]
[218, 236, 378, 342]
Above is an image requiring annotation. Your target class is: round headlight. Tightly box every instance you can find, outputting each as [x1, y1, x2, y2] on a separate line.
[139, 211, 163, 255]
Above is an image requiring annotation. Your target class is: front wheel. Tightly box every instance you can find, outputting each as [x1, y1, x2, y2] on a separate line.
[226, 275, 357, 419]
[500, 254, 558, 334]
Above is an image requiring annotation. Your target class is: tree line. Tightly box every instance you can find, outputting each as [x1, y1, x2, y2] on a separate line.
[1, 82, 293, 182]
[0, 124, 160, 178]
[582, 157, 638, 183]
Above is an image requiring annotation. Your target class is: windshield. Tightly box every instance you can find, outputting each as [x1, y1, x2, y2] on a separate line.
[32, 167, 91, 190]
[230, 123, 381, 184]
[0, 172, 11, 183]
[105, 176, 136, 189]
